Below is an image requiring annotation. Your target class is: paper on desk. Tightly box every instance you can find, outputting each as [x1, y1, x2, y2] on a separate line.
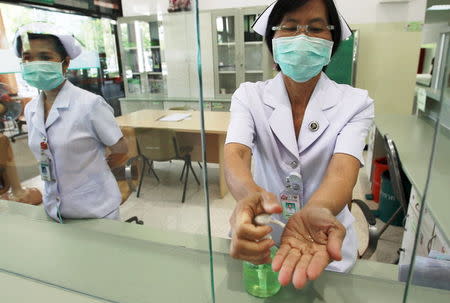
[158, 113, 191, 122]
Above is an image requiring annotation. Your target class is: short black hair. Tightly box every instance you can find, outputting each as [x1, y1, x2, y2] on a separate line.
[16, 33, 68, 59]
[265, 0, 344, 69]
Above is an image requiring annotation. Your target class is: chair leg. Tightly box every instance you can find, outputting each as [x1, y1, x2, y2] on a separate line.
[180, 161, 187, 181]
[145, 159, 159, 182]
[189, 161, 200, 185]
[198, 162, 202, 169]
[182, 160, 190, 203]
[137, 159, 146, 198]
[150, 165, 160, 183]
[146, 159, 153, 175]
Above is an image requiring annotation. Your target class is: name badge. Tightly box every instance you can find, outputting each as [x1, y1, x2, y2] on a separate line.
[280, 172, 303, 220]
[280, 193, 301, 219]
[39, 156, 54, 182]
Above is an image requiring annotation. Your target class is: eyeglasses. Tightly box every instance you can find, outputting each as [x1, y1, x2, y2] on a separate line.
[272, 23, 335, 36]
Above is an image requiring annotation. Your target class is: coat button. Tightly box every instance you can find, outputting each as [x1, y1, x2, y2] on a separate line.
[290, 161, 298, 169]
[309, 121, 319, 132]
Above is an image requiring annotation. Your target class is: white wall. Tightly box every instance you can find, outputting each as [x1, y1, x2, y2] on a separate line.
[122, 0, 427, 23]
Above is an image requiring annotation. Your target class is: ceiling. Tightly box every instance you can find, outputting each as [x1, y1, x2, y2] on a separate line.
[425, 0, 450, 24]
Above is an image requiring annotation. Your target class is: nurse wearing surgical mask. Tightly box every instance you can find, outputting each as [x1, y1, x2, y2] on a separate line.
[225, 0, 374, 288]
[14, 23, 128, 222]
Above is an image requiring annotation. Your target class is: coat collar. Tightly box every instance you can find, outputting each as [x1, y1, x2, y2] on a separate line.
[264, 72, 340, 157]
[29, 80, 72, 134]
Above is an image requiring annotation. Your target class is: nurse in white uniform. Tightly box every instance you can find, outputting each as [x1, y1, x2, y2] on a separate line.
[225, 0, 374, 288]
[14, 23, 128, 222]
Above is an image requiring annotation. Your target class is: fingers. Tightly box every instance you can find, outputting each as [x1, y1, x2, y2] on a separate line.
[292, 254, 312, 289]
[272, 244, 290, 272]
[278, 249, 302, 286]
[260, 191, 283, 214]
[234, 222, 272, 241]
[242, 252, 272, 265]
[306, 251, 330, 281]
[230, 238, 274, 264]
[327, 226, 346, 261]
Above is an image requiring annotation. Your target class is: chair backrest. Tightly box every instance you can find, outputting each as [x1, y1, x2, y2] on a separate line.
[135, 128, 178, 162]
[112, 127, 141, 204]
[383, 134, 408, 213]
[0, 134, 11, 194]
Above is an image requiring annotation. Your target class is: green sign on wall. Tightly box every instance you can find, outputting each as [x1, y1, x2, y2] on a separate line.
[325, 33, 355, 86]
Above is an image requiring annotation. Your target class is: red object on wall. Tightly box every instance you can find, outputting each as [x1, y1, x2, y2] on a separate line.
[417, 48, 425, 74]
[372, 157, 389, 203]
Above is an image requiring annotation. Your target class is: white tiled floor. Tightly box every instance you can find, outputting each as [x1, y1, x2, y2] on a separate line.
[351, 164, 404, 263]
[120, 161, 235, 239]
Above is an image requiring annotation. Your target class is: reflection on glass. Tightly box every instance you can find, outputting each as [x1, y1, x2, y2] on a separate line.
[405, 33, 450, 301]
[1, 0, 214, 301]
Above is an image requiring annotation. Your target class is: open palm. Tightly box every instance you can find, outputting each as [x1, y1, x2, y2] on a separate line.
[272, 207, 346, 289]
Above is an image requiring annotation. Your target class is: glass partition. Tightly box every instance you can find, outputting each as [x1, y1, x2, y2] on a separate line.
[2, 0, 450, 302]
[0, 0, 214, 302]
[405, 31, 450, 301]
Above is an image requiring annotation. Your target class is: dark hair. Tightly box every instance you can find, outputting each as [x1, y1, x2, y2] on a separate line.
[16, 33, 68, 59]
[265, 0, 344, 70]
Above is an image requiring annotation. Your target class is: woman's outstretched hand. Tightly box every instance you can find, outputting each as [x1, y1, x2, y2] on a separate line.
[272, 206, 346, 289]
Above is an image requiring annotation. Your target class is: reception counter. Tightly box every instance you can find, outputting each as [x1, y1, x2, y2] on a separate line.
[1, 200, 449, 302]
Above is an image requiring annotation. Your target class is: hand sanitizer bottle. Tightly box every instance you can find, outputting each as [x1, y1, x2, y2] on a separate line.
[243, 215, 281, 297]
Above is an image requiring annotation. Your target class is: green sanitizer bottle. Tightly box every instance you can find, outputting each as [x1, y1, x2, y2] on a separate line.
[243, 214, 283, 297]
[243, 244, 281, 297]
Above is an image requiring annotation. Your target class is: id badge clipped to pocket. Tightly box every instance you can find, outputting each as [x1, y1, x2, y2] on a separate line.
[280, 172, 303, 220]
[39, 140, 54, 182]
[39, 157, 53, 182]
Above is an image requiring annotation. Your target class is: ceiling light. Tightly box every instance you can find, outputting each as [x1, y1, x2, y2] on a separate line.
[427, 5, 450, 11]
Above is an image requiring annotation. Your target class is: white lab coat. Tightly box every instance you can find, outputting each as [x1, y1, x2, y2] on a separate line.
[226, 72, 375, 273]
[25, 81, 123, 221]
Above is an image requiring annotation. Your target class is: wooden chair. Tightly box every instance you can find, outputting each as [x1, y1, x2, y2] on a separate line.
[110, 127, 144, 224]
[134, 128, 200, 203]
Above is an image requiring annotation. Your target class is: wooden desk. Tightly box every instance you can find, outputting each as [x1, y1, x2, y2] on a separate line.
[116, 110, 230, 198]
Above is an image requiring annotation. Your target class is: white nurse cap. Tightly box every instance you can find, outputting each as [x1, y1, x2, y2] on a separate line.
[252, 1, 352, 41]
[13, 22, 82, 59]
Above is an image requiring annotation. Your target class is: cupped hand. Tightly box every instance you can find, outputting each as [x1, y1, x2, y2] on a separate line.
[229, 190, 282, 265]
[272, 206, 346, 288]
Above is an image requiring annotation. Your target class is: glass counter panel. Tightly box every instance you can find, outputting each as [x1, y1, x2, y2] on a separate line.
[405, 32, 450, 302]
